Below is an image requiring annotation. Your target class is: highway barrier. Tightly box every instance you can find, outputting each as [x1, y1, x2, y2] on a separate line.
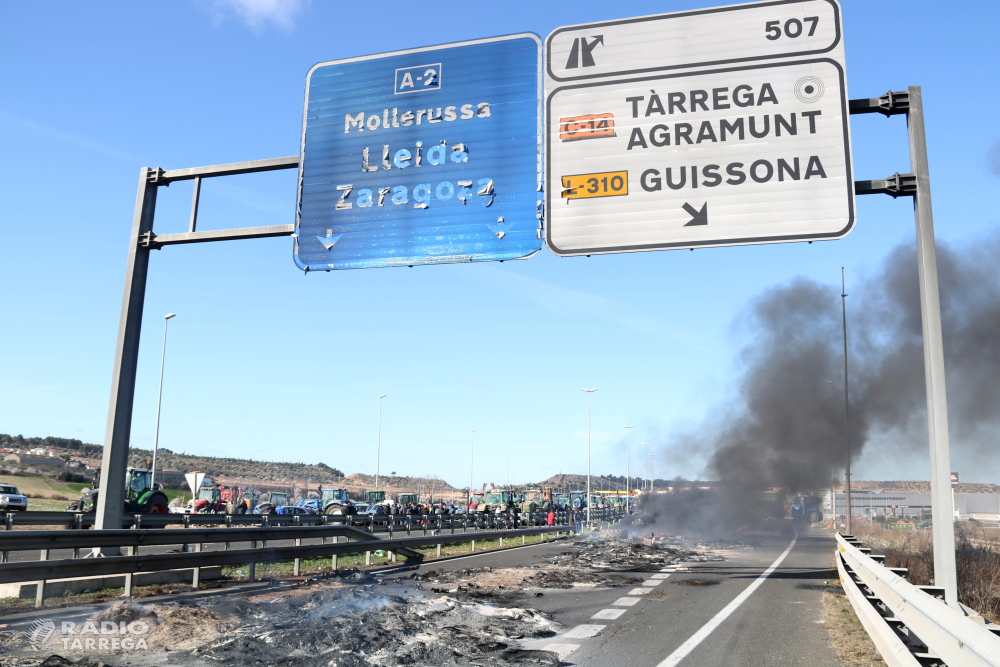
[0, 508, 633, 606]
[836, 532, 1000, 667]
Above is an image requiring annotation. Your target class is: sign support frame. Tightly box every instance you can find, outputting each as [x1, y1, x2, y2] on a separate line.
[850, 85, 957, 608]
[94, 158, 298, 546]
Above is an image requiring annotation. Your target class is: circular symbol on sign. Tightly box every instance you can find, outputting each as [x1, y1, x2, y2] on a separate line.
[794, 76, 825, 103]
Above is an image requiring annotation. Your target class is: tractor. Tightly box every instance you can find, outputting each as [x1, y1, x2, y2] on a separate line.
[192, 486, 226, 513]
[321, 487, 356, 515]
[570, 491, 588, 510]
[397, 492, 419, 506]
[476, 489, 512, 513]
[66, 467, 170, 515]
[365, 489, 386, 505]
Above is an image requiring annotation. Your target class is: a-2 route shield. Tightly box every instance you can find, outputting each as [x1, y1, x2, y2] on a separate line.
[295, 34, 542, 271]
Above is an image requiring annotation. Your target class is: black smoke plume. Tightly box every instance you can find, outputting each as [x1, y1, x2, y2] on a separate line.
[646, 231, 1000, 535]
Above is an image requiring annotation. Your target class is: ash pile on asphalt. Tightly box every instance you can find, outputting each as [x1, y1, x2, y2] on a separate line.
[5, 583, 561, 667]
[424, 536, 724, 603]
[549, 538, 723, 570]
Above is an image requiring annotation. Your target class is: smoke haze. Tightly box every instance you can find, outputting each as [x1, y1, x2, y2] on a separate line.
[646, 232, 1000, 534]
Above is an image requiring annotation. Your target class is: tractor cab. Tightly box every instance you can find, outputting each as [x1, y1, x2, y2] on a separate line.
[570, 491, 587, 510]
[397, 493, 418, 506]
[268, 491, 289, 507]
[197, 487, 220, 503]
[366, 489, 386, 504]
[468, 492, 484, 510]
[321, 488, 356, 515]
[478, 490, 511, 512]
[74, 466, 169, 515]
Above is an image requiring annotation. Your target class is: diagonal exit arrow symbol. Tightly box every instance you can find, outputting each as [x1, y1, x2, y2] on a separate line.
[682, 202, 708, 226]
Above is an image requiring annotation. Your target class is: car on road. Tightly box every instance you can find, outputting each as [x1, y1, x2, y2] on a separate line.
[0, 484, 28, 511]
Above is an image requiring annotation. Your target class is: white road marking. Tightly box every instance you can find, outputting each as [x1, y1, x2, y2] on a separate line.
[656, 534, 798, 667]
[563, 624, 605, 639]
[629, 587, 656, 595]
[592, 608, 627, 620]
[650, 573, 671, 579]
[643, 579, 664, 586]
[614, 597, 641, 606]
[541, 643, 580, 659]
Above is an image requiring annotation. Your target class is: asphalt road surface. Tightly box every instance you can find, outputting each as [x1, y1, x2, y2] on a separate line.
[386, 524, 840, 666]
[3, 524, 841, 666]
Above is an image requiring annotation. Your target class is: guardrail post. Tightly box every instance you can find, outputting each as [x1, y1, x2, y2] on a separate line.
[225, 515, 232, 550]
[35, 549, 48, 608]
[123, 545, 134, 597]
[293, 515, 301, 576]
[3, 513, 10, 563]
[365, 550, 372, 566]
[73, 514, 82, 558]
[389, 514, 394, 540]
[499, 536, 503, 547]
[192, 542, 202, 588]
[248, 540, 256, 582]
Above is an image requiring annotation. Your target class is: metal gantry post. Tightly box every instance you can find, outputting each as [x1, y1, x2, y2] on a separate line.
[851, 87, 957, 607]
[95, 168, 158, 539]
[906, 85, 958, 607]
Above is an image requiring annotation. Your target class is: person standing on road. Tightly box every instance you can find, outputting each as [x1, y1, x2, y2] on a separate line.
[572, 508, 582, 532]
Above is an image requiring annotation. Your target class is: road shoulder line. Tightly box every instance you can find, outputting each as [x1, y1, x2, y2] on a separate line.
[656, 532, 798, 667]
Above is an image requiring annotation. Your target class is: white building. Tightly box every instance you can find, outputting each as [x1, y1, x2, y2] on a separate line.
[832, 489, 1000, 521]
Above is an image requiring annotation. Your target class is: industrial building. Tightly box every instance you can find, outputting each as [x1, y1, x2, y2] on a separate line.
[829, 489, 1000, 521]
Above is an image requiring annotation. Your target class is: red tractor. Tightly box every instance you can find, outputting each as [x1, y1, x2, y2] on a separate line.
[192, 485, 227, 514]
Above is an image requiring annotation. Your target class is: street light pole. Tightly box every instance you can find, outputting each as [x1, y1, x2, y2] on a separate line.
[623, 425, 633, 512]
[150, 313, 176, 487]
[375, 394, 386, 490]
[649, 454, 655, 492]
[841, 268, 853, 535]
[470, 429, 477, 506]
[642, 443, 650, 491]
[506, 450, 511, 488]
[582, 388, 597, 524]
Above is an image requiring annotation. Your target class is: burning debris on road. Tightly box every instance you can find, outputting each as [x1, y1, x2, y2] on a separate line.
[2, 535, 724, 667]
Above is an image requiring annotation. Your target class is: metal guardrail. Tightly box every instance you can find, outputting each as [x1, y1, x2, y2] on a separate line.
[3, 507, 622, 530]
[1, 508, 625, 606]
[836, 532, 1000, 667]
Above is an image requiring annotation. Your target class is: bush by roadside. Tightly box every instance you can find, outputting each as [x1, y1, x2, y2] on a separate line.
[854, 525, 1000, 623]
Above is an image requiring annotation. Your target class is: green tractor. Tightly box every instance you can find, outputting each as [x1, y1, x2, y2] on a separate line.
[397, 493, 419, 506]
[66, 467, 170, 514]
[366, 489, 386, 505]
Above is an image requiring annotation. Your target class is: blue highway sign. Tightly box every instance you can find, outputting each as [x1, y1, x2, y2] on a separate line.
[295, 34, 543, 271]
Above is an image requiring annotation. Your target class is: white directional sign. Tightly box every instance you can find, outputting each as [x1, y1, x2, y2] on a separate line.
[545, 0, 853, 256]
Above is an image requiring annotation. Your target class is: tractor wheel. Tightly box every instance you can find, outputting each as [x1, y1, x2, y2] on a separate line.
[325, 506, 344, 516]
[147, 493, 170, 515]
[809, 511, 819, 523]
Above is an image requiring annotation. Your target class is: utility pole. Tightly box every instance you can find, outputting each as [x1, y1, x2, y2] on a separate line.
[150, 313, 175, 487]
[582, 388, 597, 524]
[841, 269, 852, 534]
[375, 394, 386, 490]
[470, 428, 476, 506]
[642, 443, 650, 492]
[623, 425, 633, 512]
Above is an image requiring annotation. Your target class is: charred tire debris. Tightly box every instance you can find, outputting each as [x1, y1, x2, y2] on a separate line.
[2, 537, 725, 667]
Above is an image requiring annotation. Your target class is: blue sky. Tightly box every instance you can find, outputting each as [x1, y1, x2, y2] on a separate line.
[1, 0, 998, 488]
